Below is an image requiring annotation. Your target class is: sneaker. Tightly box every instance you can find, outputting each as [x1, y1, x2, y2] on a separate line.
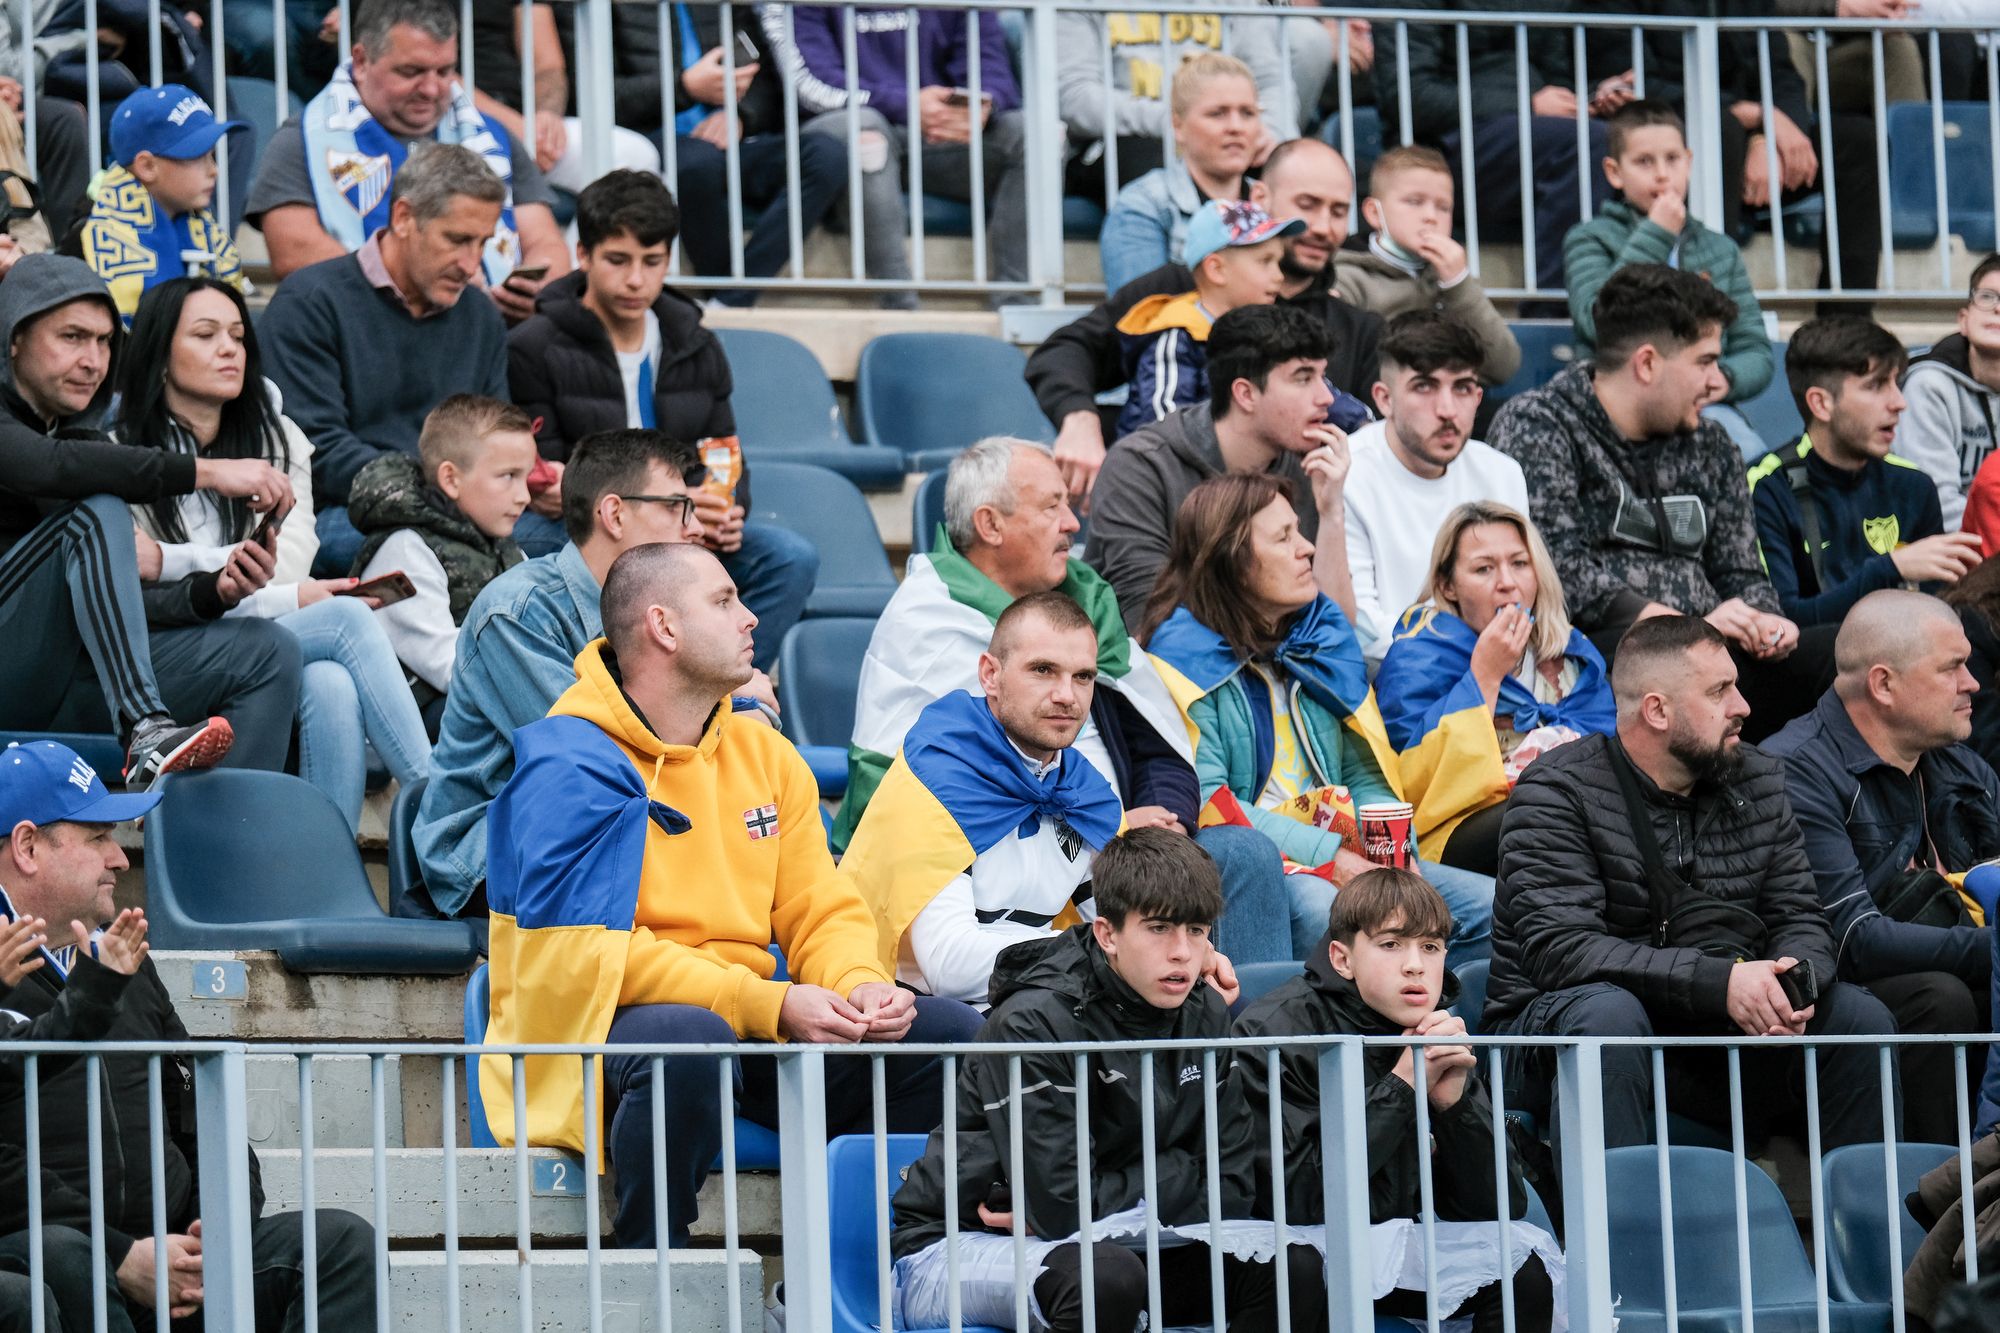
[124, 716, 234, 790]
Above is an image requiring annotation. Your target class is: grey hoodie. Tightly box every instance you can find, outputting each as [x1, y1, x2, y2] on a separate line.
[1893, 333, 2000, 531]
[1083, 401, 1318, 632]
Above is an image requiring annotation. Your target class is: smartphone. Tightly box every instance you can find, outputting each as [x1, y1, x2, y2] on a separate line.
[504, 262, 550, 290]
[250, 513, 280, 551]
[733, 29, 760, 67]
[1777, 958, 1818, 1014]
[944, 86, 993, 108]
[339, 571, 418, 607]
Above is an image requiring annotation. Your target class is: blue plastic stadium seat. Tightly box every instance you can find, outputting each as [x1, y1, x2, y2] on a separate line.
[143, 769, 480, 973]
[1887, 101, 1998, 253]
[1492, 323, 1578, 402]
[0, 732, 124, 781]
[1734, 342, 1803, 461]
[1823, 1141, 1956, 1308]
[748, 462, 899, 620]
[712, 328, 908, 491]
[911, 469, 949, 556]
[829, 1133, 1007, 1333]
[856, 332, 1053, 473]
[1452, 958, 1490, 1036]
[1606, 1145, 1882, 1331]
[1228, 959, 1302, 1016]
[910, 192, 1102, 240]
[776, 617, 877, 801]
[387, 775, 427, 911]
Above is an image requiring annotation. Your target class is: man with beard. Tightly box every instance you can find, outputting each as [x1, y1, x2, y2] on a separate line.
[1026, 137, 1381, 507]
[1481, 613, 1899, 1152]
[1340, 311, 1529, 664]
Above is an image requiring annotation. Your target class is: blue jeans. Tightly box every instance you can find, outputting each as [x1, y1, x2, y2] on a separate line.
[601, 995, 983, 1248]
[1283, 859, 1494, 968]
[311, 506, 365, 579]
[1195, 824, 1296, 966]
[280, 595, 432, 833]
[723, 522, 820, 673]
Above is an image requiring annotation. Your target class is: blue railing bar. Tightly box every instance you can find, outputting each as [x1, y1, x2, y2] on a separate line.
[1335, 18, 1356, 188]
[147, 1056, 168, 1333]
[649, 1056, 672, 1333]
[147, 0, 163, 84]
[86, 1056, 106, 1333]
[1491, 1048, 1516, 1333]
[1814, 28, 1842, 293]
[1757, 28, 1788, 292]
[1203, 1049, 1226, 1333]
[1956, 1043, 1979, 1282]
[1573, 24, 1590, 274]
[82, 0, 101, 174]
[841, 5, 864, 282]
[780, 5, 806, 280]
[1557, 1044, 1614, 1329]
[1075, 1050, 1097, 1333]
[1513, 23, 1537, 296]
[511, 1053, 533, 1333]
[1260, 1047, 1288, 1333]
[1394, 20, 1412, 149]
[777, 1049, 833, 1332]
[369, 1054, 389, 1330]
[25, 1057, 44, 1333]
[942, 1052, 963, 1333]
[1319, 1040, 1376, 1332]
[1140, 1054, 1164, 1333]
[1882, 1045, 1907, 1332]
[967, 8, 987, 286]
[584, 1054, 604, 1332]
[658, 2, 680, 275]
[1727, 1047, 1753, 1333]
[871, 1055, 893, 1333]
[1652, 1046, 1679, 1331]
[905, 5, 926, 282]
[1457, 23, 1479, 278]
[1412, 1046, 1440, 1333]
[299, 1056, 319, 1333]
[440, 1056, 462, 1333]
[1874, 28, 1896, 290]
[723, 2, 749, 280]
[1806, 1047, 1830, 1333]
[1930, 28, 1952, 292]
[720, 1056, 744, 1333]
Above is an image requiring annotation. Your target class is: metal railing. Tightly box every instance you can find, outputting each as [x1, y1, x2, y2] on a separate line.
[2, 1027, 1994, 1332]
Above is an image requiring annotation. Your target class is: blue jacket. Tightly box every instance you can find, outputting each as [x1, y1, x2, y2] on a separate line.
[1748, 434, 1944, 627]
[1100, 157, 1207, 296]
[1762, 688, 1997, 985]
[1114, 289, 1210, 440]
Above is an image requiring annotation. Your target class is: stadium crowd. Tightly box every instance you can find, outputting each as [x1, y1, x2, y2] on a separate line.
[7, 0, 2000, 1328]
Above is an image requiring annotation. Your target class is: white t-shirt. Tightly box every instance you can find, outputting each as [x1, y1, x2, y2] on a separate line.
[616, 311, 663, 429]
[1343, 420, 1531, 664]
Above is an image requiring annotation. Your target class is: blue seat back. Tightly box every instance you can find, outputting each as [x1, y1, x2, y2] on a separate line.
[1492, 323, 1578, 402]
[1734, 342, 1803, 459]
[0, 732, 124, 780]
[714, 328, 853, 451]
[465, 963, 498, 1148]
[1823, 1141, 1956, 1305]
[911, 469, 949, 556]
[776, 617, 877, 749]
[828, 1134, 1006, 1333]
[387, 775, 427, 907]
[1888, 101, 1998, 252]
[1229, 960, 1303, 1016]
[746, 461, 897, 608]
[1452, 958, 1490, 1036]
[856, 333, 1053, 457]
[1606, 1145, 1819, 1313]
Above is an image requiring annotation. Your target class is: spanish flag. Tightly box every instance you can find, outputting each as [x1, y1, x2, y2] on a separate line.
[841, 689, 1124, 975]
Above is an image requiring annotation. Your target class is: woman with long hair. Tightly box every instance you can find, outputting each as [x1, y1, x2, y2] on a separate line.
[1139, 473, 1491, 964]
[1374, 501, 1616, 876]
[116, 276, 430, 832]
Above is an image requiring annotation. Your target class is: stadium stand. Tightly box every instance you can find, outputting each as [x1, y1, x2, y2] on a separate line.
[711, 328, 909, 489]
[854, 332, 1053, 471]
[909, 467, 950, 556]
[747, 462, 900, 619]
[1887, 101, 1998, 254]
[775, 616, 877, 798]
[1822, 1141, 1959, 1309]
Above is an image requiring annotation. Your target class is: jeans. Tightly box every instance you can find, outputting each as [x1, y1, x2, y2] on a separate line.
[1195, 824, 1296, 966]
[311, 506, 365, 580]
[601, 996, 984, 1248]
[1442, 114, 1611, 292]
[282, 595, 432, 833]
[233, 1208, 378, 1333]
[1284, 858, 1494, 967]
[722, 522, 820, 673]
[669, 131, 848, 307]
[0, 1226, 131, 1333]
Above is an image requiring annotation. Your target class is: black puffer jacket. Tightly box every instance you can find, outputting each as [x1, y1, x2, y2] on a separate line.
[1233, 935, 1521, 1227]
[890, 925, 1252, 1259]
[0, 958, 265, 1259]
[1484, 732, 1838, 1029]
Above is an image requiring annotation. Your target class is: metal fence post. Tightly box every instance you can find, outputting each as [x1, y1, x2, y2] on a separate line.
[777, 1048, 832, 1333]
[1684, 21, 1726, 236]
[1316, 1039, 1373, 1331]
[193, 1046, 256, 1333]
[1023, 0, 1067, 304]
[1556, 1042, 1615, 1331]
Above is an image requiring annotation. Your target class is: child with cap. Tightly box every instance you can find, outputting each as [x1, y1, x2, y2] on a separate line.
[80, 84, 250, 324]
[1113, 198, 1303, 440]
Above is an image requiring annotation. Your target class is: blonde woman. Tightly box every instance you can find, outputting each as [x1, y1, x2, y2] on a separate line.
[1374, 501, 1617, 874]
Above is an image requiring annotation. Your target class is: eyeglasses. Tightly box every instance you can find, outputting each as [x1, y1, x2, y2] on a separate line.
[619, 494, 699, 525]
[1970, 289, 2000, 311]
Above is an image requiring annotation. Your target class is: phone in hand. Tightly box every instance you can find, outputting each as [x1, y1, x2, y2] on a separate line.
[339, 571, 418, 607]
[944, 86, 993, 109]
[503, 262, 550, 292]
[733, 29, 760, 67]
[1777, 958, 1818, 1014]
[250, 513, 280, 551]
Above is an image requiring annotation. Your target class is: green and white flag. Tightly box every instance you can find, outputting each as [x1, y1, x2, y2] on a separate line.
[832, 526, 1192, 850]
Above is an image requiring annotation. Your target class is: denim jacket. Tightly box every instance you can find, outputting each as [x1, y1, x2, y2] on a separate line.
[1099, 158, 1207, 296]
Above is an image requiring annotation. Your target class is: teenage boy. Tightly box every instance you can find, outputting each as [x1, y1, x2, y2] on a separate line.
[1331, 146, 1520, 387]
[1897, 254, 2000, 529]
[350, 395, 535, 705]
[889, 828, 1326, 1333]
[1113, 199, 1304, 439]
[80, 85, 251, 323]
[506, 169, 818, 671]
[1343, 311, 1530, 662]
[1234, 867, 1556, 1331]
[1750, 317, 1977, 627]
[1564, 99, 1772, 415]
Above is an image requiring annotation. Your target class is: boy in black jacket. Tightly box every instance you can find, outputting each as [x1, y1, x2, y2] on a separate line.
[889, 829, 1324, 1333]
[1234, 867, 1556, 1332]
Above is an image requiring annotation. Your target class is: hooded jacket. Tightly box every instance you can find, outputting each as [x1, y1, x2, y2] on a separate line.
[1233, 939, 1523, 1226]
[346, 452, 526, 622]
[889, 924, 1253, 1259]
[1483, 732, 1838, 1030]
[480, 637, 887, 1157]
[1084, 402, 1318, 632]
[1025, 261, 1383, 438]
[1488, 362, 1782, 626]
[1894, 333, 2000, 530]
[1113, 289, 1212, 440]
[1330, 241, 1521, 386]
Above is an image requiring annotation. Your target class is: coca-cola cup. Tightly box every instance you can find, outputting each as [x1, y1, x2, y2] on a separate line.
[1356, 801, 1415, 869]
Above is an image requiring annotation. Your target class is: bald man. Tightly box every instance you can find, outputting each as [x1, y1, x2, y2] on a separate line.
[1764, 590, 1997, 1144]
[481, 541, 982, 1250]
[1483, 613, 1898, 1153]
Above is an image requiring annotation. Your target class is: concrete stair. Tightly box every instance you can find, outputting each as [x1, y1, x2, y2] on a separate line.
[388, 1248, 765, 1331]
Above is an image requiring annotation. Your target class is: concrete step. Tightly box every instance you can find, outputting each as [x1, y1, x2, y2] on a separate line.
[155, 951, 468, 1041]
[247, 1054, 405, 1150]
[389, 1247, 765, 1331]
[261, 1148, 783, 1243]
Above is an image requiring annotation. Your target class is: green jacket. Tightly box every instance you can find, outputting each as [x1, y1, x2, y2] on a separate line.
[1563, 201, 1773, 404]
[1188, 666, 1398, 866]
[347, 452, 525, 622]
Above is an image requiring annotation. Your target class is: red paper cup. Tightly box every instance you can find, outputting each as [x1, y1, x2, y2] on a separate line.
[1357, 801, 1415, 869]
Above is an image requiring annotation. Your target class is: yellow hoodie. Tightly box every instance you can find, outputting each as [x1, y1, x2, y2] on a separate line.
[480, 638, 888, 1156]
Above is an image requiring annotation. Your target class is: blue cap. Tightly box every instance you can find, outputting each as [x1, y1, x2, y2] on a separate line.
[109, 85, 248, 168]
[1182, 199, 1307, 269]
[0, 743, 160, 832]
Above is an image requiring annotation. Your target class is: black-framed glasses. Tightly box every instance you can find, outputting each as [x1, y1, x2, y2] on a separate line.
[619, 494, 698, 524]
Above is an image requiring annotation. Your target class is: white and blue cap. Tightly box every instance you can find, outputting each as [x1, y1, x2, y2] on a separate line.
[109, 84, 248, 169]
[0, 742, 160, 832]
[1182, 199, 1307, 269]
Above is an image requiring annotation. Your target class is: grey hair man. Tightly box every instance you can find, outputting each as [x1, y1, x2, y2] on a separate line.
[259, 141, 516, 569]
